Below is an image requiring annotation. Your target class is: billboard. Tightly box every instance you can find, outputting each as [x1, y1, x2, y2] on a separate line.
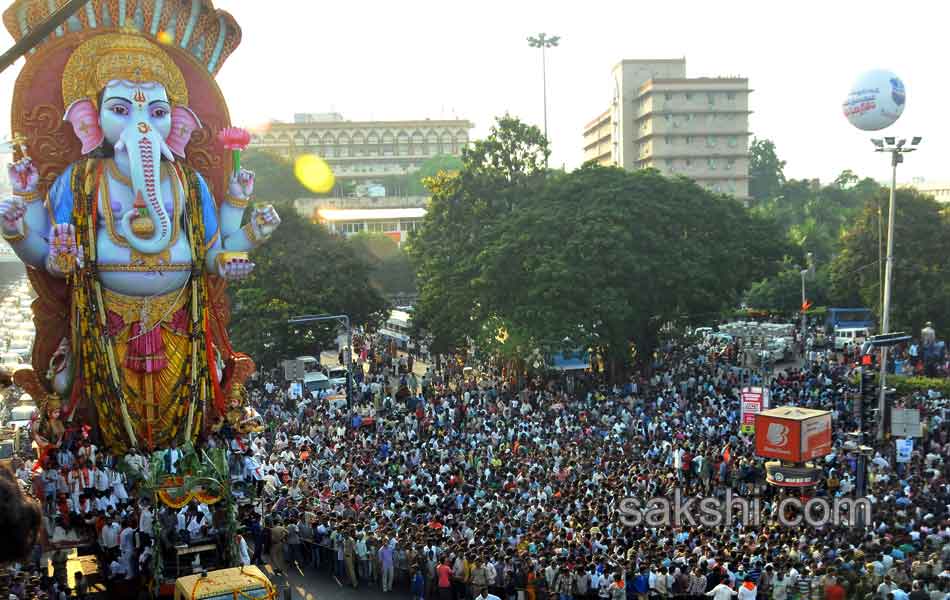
[891, 408, 922, 438]
[754, 407, 833, 463]
[740, 387, 766, 433]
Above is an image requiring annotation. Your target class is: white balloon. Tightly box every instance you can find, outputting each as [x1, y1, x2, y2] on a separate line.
[842, 69, 906, 131]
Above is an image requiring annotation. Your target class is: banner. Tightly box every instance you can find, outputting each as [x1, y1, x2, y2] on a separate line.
[896, 438, 914, 463]
[740, 387, 766, 433]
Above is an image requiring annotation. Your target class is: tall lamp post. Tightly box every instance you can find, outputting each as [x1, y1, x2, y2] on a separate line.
[527, 33, 559, 144]
[288, 314, 353, 409]
[871, 135, 921, 440]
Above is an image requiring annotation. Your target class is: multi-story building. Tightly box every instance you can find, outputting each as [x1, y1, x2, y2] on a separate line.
[910, 178, 950, 203]
[249, 113, 474, 181]
[583, 59, 752, 199]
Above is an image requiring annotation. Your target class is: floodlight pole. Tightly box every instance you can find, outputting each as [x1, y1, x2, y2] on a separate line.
[873, 136, 921, 440]
[527, 32, 559, 165]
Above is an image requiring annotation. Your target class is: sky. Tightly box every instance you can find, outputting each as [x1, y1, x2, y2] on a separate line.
[0, 0, 946, 184]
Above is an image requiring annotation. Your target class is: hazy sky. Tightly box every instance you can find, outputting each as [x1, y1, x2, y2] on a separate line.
[0, 0, 945, 184]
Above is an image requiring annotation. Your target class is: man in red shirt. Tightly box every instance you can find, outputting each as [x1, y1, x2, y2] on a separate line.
[437, 557, 453, 600]
[824, 578, 846, 600]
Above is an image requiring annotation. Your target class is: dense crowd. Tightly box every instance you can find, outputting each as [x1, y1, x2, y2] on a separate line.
[234, 331, 950, 600]
[2, 326, 948, 600]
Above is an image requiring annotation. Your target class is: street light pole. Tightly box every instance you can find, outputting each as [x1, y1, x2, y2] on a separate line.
[527, 33, 560, 149]
[288, 314, 353, 410]
[871, 136, 921, 440]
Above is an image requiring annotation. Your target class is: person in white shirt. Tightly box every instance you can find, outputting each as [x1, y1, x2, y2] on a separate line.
[236, 533, 251, 566]
[110, 469, 129, 501]
[100, 518, 120, 552]
[736, 577, 757, 600]
[139, 501, 154, 538]
[705, 582, 738, 600]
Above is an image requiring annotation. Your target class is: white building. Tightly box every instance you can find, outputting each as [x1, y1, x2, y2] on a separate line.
[314, 207, 426, 246]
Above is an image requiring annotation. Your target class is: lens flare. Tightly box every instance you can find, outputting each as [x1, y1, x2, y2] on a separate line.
[156, 31, 173, 45]
[294, 154, 335, 194]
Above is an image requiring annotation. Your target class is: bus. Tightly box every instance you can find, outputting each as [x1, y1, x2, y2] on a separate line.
[379, 308, 412, 350]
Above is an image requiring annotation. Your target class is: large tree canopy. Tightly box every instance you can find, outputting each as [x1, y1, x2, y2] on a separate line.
[410, 116, 793, 374]
[408, 115, 550, 356]
[229, 207, 389, 368]
[829, 188, 950, 334]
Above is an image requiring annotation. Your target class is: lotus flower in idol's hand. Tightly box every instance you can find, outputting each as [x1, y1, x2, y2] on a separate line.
[217, 127, 252, 173]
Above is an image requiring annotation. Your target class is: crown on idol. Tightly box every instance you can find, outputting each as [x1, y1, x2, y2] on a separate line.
[3, 0, 241, 76]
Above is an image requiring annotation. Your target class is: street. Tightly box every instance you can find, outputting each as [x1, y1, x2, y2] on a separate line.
[262, 562, 409, 600]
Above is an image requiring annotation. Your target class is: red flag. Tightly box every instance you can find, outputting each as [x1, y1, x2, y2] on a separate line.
[801, 300, 812, 312]
[722, 443, 731, 464]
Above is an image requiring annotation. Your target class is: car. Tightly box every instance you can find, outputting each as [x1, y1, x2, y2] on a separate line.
[327, 367, 348, 387]
[834, 327, 869, 350]
[302, 372, 332, 395]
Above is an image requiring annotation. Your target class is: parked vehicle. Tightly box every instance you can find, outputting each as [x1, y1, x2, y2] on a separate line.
[302, 371, 332, 395]
[327, 366, 348, 387]
[834, 327, 869, 350]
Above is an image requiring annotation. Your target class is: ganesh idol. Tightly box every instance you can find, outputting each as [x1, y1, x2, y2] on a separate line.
[0, 0, 278, 452]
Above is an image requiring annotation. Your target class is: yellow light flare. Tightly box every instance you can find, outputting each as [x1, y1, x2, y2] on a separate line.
[156, 31, 173, 45]
[294, 154, 335, 194]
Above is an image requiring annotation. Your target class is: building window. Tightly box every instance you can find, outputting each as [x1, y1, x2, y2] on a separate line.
[685, 159, 692, 168]
[708, 158, 717, 170]
[728, 137, 738, 148]
[664, 93, 673, 101]
[707, 93, 715, 105]
[707, 136, 717, 147]
[726, 159, 735, 171]
[685, 136, 693, 144]
[382, 222, 398, 232]
[664, 114, 672, 122]
[665, 159, 673, 168]
[714, 184, 722, 193]
[685, 93, 692, 100]
[727, 92, 736, 100]
[664, 136, 673, 145]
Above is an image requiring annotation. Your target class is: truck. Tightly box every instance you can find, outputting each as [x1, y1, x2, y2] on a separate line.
[825, 308, 875, 333]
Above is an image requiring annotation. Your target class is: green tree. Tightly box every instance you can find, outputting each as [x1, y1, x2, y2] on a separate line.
[229, 208, 389, 368]
[746, 263, 830, 312]
[749, 137, 787, 203]
[829, 188, 950, 333]
[409, 115, 549, 355]
[409, 154, 464, 195]
[476, 165, 793, 375]
[349, 233, 417, 297]
[242, 149, 310, 204]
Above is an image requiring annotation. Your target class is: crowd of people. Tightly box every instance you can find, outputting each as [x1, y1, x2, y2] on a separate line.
[1, 324, 948, 600]
[233, 329, 950, 600]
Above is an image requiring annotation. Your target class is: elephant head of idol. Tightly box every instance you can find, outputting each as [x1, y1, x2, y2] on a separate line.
[61, 33, 201, 256]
